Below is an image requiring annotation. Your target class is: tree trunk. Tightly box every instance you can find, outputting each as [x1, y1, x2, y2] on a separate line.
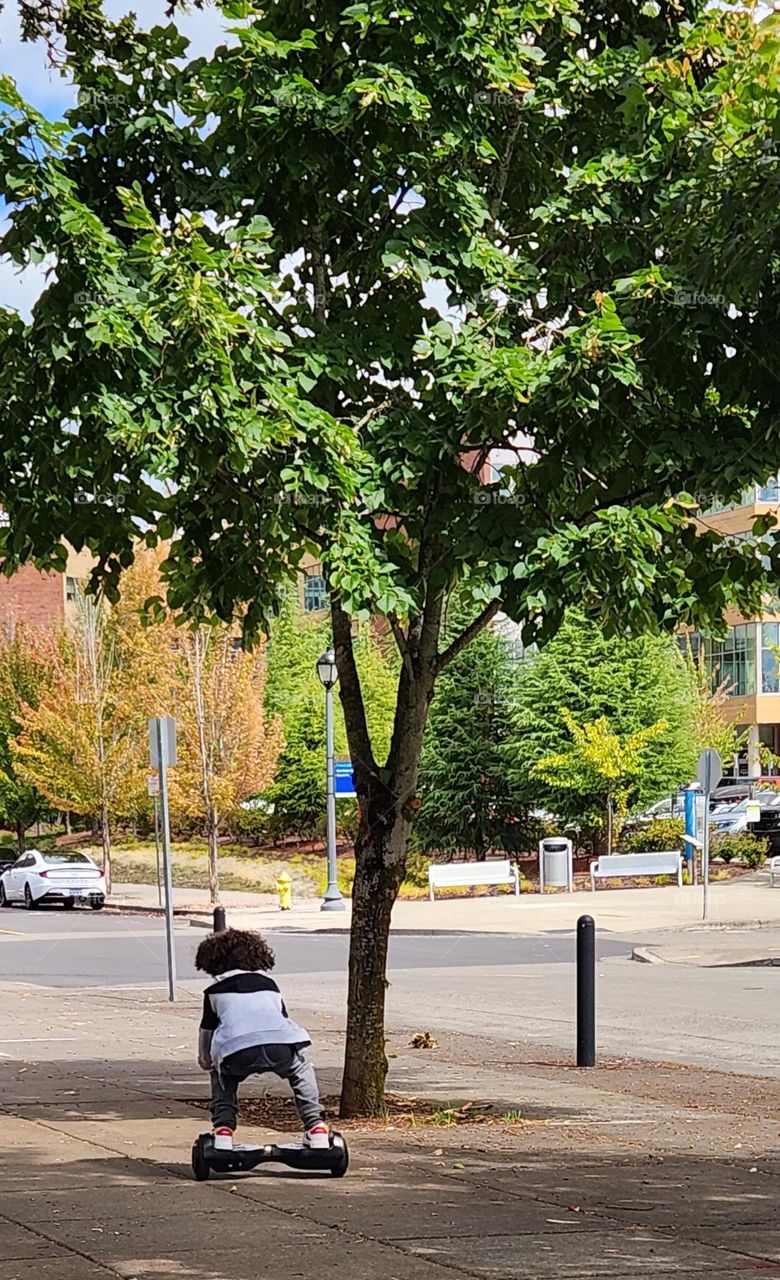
[207, 805, 219, 906]
[15, 820, 25, 856]
[606, 793, 614, 857]
[101, 802, 111, 894]
[338, 655, 436, 1117]
[65, 811, 71, 836]
[339, 787, 411, 1117]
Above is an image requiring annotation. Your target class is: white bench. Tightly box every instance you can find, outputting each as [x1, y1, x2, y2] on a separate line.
[770, 856, 780, 887]
[428, 859, 519, 902]
[590, 851, 683, 891]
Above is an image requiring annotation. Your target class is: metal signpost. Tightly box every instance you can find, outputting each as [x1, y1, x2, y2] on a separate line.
[316, 651, 346, 913]
[147, 774, 162, 906]
[696, 748, 723, 922]
[149, 717, 177, 1000]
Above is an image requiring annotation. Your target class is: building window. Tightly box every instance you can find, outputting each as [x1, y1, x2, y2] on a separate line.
[700, 472, 780, 513]
[303, 571, 327, 613]
[761, 622, 780, 693]
[65, 576, 79, 603]
[679, 631, 703, 663]
[758, 474, 780, 502]
[708, 623, 757, 697]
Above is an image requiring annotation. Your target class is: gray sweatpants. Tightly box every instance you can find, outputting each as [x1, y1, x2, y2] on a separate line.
[210, 1043, 323, 1132]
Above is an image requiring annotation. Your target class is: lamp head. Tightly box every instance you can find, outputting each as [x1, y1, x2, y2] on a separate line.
[316, 648, 338, 690]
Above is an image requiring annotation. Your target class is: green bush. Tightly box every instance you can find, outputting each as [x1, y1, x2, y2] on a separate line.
[228, 805, 271, 846]
[403, 852, 432, 889]
[315, 856, 356, 897]
[710, 831, 768, 869]
[620, 818, 684, 853]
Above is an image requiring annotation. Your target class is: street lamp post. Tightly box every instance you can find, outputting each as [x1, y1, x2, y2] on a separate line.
[316, 649, 345, 912]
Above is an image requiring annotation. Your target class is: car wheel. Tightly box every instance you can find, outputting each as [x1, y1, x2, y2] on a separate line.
[24, 884, 36, 910]
[90, 899, 105, 911]
[0, 883, 10, 908]
[62, 899, 76, 910]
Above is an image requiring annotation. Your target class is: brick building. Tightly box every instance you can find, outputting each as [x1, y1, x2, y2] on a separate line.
[689, 478, 780, 778]
[0, 545, 95, 632]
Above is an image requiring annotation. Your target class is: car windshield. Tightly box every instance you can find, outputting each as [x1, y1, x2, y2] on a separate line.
[41, 852, 93, 865]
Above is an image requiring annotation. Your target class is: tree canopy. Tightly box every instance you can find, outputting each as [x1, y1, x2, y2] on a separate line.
[1, 1, 779, 642]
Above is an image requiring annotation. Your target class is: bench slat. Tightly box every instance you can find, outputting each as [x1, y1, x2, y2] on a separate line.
[428, 860, 519, 900]
[590, 852, 682, 891]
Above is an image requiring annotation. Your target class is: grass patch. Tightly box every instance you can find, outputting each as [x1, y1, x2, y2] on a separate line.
[186, 1093, 520, 1131]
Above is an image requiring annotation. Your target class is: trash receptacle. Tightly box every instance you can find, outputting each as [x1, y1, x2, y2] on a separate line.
[539, 837, 573, 893]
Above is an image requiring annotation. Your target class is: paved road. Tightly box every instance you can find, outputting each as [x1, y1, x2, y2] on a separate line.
[1, 907, 779, 1078]
[0, 907, 630, 982]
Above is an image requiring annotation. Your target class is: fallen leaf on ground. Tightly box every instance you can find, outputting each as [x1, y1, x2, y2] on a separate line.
[409, 1031, 438, 1049]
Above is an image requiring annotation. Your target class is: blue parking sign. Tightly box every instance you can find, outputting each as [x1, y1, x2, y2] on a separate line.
[334, 760, 356, 798]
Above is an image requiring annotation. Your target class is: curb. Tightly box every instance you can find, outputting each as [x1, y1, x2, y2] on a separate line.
[632, 944, 780, 968]
[105, 902, 211, 921]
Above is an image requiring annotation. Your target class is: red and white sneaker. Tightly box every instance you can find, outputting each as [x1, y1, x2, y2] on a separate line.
[213, 1127, 234, 1151]
[304, 1123, 330, 1150]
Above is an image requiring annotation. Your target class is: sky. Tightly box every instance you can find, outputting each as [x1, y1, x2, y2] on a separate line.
[0, 0, 230, 318]
[0, 0, 458, 325]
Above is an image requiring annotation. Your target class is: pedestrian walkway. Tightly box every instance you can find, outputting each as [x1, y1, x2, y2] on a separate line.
[634, 926, 780, 967]
[110, 870, 780, 936]
[2, 982, 780, 1278]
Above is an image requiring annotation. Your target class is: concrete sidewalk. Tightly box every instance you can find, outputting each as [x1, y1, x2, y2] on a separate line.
[111, 871, 780, 935]
[634, 927, 780, 967]
[2, 983, 780, 1278]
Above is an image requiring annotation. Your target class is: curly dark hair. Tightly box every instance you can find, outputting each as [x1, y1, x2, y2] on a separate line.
[195, 928, 276, 976]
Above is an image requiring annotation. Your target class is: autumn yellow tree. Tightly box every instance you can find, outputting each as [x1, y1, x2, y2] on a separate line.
[168, 629, 283, 904]
[534, 710, 670, 855]
[0, 624, 59, 853]
[13, 594, 146, 890]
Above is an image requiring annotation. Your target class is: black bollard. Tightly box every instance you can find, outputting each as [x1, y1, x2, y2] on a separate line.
[576, 914, 596, 1067]
[213, 905, 226, 933]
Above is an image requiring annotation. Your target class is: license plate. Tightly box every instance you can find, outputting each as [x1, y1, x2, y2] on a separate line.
[69, 889, 86, 897]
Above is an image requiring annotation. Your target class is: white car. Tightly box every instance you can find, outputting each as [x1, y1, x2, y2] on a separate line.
[0, 849, 106, 910]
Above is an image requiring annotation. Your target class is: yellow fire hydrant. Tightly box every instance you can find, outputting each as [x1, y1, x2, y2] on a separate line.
[276, 871, 292, 912]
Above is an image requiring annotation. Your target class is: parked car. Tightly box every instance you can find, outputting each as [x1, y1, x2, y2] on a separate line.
[623, 794, 685, 829]
[0, 849, 106, 910]
[709, 792, 780, 855]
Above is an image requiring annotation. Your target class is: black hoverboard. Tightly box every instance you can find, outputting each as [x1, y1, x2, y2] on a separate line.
[191, 1130, 349, 1180]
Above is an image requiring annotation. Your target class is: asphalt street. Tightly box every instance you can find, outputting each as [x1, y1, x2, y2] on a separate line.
[0, 907, 630, 984]
[1, 907, 779, 1078]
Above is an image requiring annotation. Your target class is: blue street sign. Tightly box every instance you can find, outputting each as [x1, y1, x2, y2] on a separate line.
[334, 760, 356, 798]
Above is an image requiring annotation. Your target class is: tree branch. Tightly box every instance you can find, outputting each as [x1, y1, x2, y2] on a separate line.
[387, 611, 415, 680]
[489, 109, 522, 221]
[434, 599, 500, 675]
